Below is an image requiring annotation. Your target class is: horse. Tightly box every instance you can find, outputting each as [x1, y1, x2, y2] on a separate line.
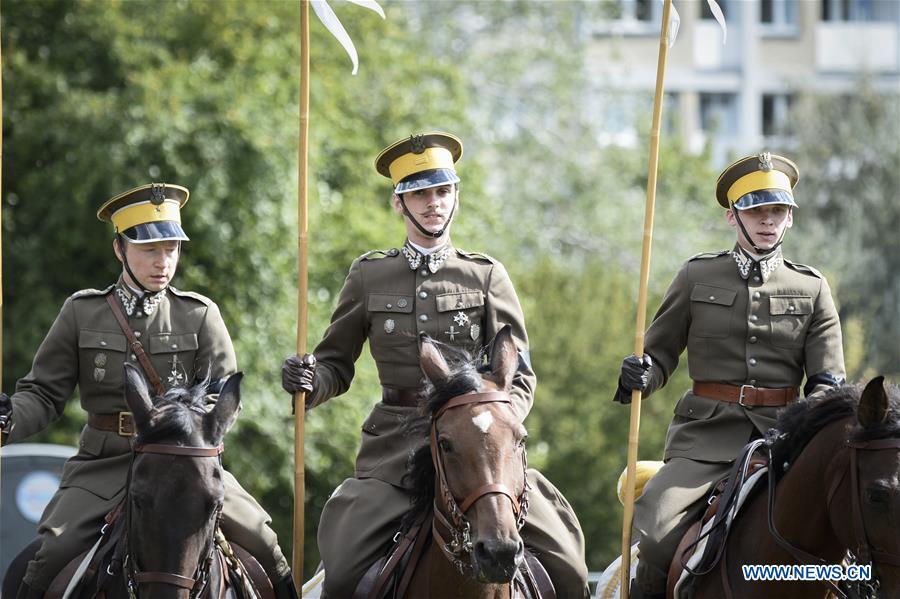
[681, 376, 900, 599]
[357, 326, 551, 599]
[3, 363, 269, 599]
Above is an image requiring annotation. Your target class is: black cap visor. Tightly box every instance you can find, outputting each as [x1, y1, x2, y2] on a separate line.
[121, 221, 190, 243]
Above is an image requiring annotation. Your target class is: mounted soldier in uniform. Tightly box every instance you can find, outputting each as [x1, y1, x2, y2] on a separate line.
[0, 183, 298, 599]
[615, 153, 846, 599]
[282, 132, 590, 598]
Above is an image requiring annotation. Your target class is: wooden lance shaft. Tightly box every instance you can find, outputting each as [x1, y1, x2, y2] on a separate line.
[620, 0, 673, 596]
[293, 0, 311, 586]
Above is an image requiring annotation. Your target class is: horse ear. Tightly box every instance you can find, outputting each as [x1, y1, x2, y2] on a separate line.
[858, 375, 889, 427]
[205, 372, 243, 444]
[123, 363, 154, 432]
[420, 336, 451, 385]
[485, 325, 517, 391]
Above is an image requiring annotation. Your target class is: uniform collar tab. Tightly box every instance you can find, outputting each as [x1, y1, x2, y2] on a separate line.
[401, 240, 453, 273]
[731, 245, 783, 283]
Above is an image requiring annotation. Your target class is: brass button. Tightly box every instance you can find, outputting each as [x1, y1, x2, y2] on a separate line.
[419, 314, 428, 322]
[171, 344, 178, 349]
[750, 379, 757, 385]
[749, 315, 758, 322]
[753, 276, 761, 283]
[420, 270, 429, 276]
[419, 291, 427, 299]
[708, 295, 715, 301]
[749, 358, 758, 366]
[788, 305, 796, 312]
[130, 354, 137, 361]
[749, 336, 758, 343]
[386, 303, 393, 309]
[134, 331, 141, 338]
[100, 341, 108, 347]
[753, 291, 760, 300]
[397, 298, 408, 308]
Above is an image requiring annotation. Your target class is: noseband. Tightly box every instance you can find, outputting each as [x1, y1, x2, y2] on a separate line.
[429, 391, 529, 572]
[124, 442, 225, 598]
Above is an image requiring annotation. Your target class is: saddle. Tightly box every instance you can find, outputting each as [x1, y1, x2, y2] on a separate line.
[666, 439, 769, 599]
[39, 501, 274, 599]
[352, 513, 556, 599]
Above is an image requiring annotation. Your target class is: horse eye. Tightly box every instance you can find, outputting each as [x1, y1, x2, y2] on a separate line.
[517, 436, 528, 449]
[438, 438, 454, 453]
[867, 487, 890, 506]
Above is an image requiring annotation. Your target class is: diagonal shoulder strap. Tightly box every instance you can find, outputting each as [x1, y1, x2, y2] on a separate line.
[105, 294, 166, 396]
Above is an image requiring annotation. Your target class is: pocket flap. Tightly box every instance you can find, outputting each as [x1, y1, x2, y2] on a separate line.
[690, 284, 736, 306]
[769, 296, 813, 316]
[674, 393, 720, 419]
[79, 330, 127, 353]
[436, 291, 484, 312]
[367, 293, 414, 314]
[148, 333, 199, 354]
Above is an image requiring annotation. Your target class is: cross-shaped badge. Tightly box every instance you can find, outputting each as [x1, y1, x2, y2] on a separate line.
[445, 326, 459, 341]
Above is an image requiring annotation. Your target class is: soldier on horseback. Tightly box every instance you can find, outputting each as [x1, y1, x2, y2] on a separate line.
[0, 184, 298, 599]
[615, 153, 846, 599]
[282, 132, 590, 598]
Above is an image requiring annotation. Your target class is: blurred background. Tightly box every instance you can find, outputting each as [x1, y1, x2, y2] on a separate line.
[2, 0, 898, 579]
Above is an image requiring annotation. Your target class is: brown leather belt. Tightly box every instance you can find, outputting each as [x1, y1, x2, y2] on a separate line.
[693, 382, 798, 408]
[88, 412, 135, 436]
[381, 387, 422, 408]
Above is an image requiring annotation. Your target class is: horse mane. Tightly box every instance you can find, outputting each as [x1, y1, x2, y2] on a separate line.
[770, 382, 900, 478]
[401, 341, 488, 532]
[134, 379, 212, 446]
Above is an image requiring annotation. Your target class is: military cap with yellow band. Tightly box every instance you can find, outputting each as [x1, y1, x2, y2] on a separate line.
[716, 152, 799, 210]
[97, 183, 190, 243]
[375, 132, 463, 194]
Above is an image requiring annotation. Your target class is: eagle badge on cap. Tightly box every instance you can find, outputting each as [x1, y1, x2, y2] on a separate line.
[758, 152, 773, 172]
[409, 134, 427, 154]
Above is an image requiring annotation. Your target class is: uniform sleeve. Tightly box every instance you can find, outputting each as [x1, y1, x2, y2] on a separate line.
[642, 263, 692, 398]
[485, 261, 536, 421]
[803, 275, 845, 396]
[195, 301, 238, 390]
[309, 259, 368, 407]
[8, 298, 80, 442]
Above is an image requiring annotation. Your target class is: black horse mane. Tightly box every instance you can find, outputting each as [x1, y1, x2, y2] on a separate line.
[134, 379, 212, 446]
[770, 382, 900, 478]
[400, 341, 488, 532]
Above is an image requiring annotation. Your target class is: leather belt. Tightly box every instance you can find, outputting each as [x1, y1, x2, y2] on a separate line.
[88, 412, 135, 436]
[381, 387, 422, 408]
[693, 382, 798, 408]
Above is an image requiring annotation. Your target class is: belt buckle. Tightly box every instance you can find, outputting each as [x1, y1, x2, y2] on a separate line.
[118, 411, 134, 436]
[738, 385, 755, 408]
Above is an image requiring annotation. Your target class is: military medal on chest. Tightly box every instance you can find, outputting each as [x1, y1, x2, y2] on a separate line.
[93, 352, 108, 383]
[167, 355, 188, 387]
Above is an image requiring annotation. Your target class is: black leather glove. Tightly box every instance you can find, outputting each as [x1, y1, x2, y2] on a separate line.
[613, 354, 653, 405]
[0, 393, 12, 433]
[282, 354, 317, 395]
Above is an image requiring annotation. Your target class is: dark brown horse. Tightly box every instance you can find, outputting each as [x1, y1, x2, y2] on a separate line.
[686, 377, 900, 599]
[387, 328, 550, 599]
[4, 364, 265, 599]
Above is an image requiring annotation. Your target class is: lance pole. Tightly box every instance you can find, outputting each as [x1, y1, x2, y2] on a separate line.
[293, 0, 311, 586]
[620, 0, 673, 596]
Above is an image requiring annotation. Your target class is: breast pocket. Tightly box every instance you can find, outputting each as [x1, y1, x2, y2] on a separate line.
[689, 284, 736, 339]
[367, 293, 415, 352]
[436, 290, 485, 349]
[148, 333, 199, 388]
[769, 296, 813, 349]
[79, 330, 127, 390]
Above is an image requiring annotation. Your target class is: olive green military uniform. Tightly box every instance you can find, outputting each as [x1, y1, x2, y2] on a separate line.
[311, 242, 589, 598]
[632, 246, 845, 594]
[8, 279, 289, 589]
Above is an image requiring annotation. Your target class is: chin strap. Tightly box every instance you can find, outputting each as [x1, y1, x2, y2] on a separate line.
[117, 234, 152, 294]
[398, 195, 457, 239]
[731, 207, 787, 255]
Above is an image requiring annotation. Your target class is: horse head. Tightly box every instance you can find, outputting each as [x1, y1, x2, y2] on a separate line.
[842, 376, 900, 595]
[417, 325, 528, 584]
[122, 363, 242, 598]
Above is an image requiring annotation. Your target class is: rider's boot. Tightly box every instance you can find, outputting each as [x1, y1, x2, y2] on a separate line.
[16, 582, 45, 599]
[272, 572, 300, 599]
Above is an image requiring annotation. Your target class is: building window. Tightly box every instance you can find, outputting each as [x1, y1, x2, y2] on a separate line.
[699, 93, 739, 136]
[762, 93, 794, 136]
[822, 0, 900, 22]
[614, 0, 664, 23]
[761, 0, 798, 25]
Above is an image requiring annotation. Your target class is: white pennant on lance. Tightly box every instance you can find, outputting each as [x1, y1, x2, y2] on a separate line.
[310, 0, 386, 75]
[663, 0, 727, 47]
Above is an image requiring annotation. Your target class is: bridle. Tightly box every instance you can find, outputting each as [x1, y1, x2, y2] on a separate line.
[429, 390, 529, 573]
[768, 432, 900, 599]
[124, 442, 225, 599]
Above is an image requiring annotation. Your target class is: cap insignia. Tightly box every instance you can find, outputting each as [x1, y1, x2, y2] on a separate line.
[409, 134, 426, 154]
[758, 152, 773, 172]
[150, 183, 166, 209]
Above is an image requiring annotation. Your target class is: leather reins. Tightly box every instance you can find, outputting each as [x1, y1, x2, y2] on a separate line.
[429, 390, 529, 571]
